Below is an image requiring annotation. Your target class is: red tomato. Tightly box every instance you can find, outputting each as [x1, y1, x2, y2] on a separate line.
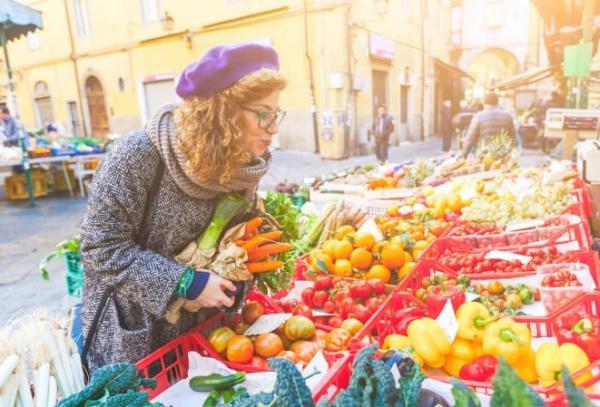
[293, 304, 314, 320]
[364, 297, 380, 313]
[314, 275, 333, 291]
[350, 281, 371, 299]
[313, 291, 329, 308]
[249, 356, 269, 369]
[351, 304, 371, 323]
[323, 300, 336, 314]
[328, 316, 343, 328]
[281, 299, 298, 313]
[301, 288, 315, 307]
[333, 289, 350, 305]
[367, 278, 385, 295]
[340, 298, 355, 315]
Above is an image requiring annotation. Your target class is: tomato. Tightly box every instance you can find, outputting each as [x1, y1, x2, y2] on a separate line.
[367, 278, 385, 295]
[254, 333, 284, 358]
[328, 316, 343, 328]
[325, 328, 352, 352]
[280, 299, 298, 313]
[226, 335, 254, 364]
[283, 315, 316, 341]
[340, 318, 364, 336]
[249, 356, 269, 369]
[290, 340, 319, 363]
[323, 300, 336, 314]
[351, 303, 371, 323]
[276, 350, 299, 364]
[313, 291, 329, 308]
[364, 297, 380, 313]
[314, 275, 333, 291]
[208, 326, 235, 355]
[350, 281, 371, 299]
[242, 301, 265, 324]
[301, 288, 315, 307]
[340, 298, 355, 315]
[333, 289, 350, 305]
[292, 304, 314, 320]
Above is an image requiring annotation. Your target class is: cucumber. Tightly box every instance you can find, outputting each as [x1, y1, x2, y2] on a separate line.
[189, 372, 246, 392]
[202, 389, 221, 407]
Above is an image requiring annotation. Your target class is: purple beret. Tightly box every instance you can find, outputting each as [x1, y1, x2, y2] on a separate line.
[175, 42, 279, 98]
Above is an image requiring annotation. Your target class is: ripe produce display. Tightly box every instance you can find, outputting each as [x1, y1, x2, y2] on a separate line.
[554, 313, 600, 362]
[538, 264, 588, 313]
[415, 272, 540, 316]
[436, 246, 576, 275]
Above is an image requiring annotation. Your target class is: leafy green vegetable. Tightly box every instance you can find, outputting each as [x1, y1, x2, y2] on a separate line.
[39, 236, 81, 280]
[451, 379, 481, 407]
[490, 358, 545, 407]
[330, 344, 402, 407]
[58, 364, 162, 407]
[258, 192, 303, 294]
[220, 357, 313, 407]
[396, 352, 426, 407]
[562, 366, 592, 407]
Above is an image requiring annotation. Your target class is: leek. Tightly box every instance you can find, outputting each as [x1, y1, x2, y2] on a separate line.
[195, 194, 251, 250]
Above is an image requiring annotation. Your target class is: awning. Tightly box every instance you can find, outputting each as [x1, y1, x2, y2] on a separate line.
[490, 64, 561, 90]
[0, 0, 42, 41]
[434, 58, 475, 82]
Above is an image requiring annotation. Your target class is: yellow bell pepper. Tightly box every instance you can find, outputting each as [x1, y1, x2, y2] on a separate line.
[456, 302, 495, 343]
[482, 318, 531, 366]
[381, 334, 424, 366]
[443, 337, 482, 377]
[514, 346, 538, 384]
[535, 342, 591, 388]
[407, 318, 451, 369]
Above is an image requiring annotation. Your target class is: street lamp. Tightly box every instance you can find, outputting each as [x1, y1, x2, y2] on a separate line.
[160, 12, 175, 32]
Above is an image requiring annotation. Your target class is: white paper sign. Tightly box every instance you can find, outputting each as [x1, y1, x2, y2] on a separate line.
[485, 250, 531, 264]
[506, 219, 545, 232]
[303, 351, 329, 391]
[465, 292, 481, 302]
[436, 300, 459, 343]
[244, 313, 292, 336]
[357, 217, 384, 242]
[390, 363, 401, 382]
[283, 280, 314, 302]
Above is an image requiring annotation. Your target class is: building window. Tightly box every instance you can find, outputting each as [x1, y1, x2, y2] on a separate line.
[26, 32, 39, 49]
[140, 0, 160, 23]
[484, 1, 503, 29]
[33, 81, 54, 128]
[72, 0, 91, 38]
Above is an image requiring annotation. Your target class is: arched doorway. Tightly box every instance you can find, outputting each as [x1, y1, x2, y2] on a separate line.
[85, 76, 109, 139]
[467, 48, 520, 87]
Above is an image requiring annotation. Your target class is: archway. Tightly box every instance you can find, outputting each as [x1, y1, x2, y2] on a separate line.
[467, 48, 520, 87]
[85, 76, 109, 139]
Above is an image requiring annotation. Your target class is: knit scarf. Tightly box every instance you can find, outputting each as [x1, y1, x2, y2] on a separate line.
[147, 104, 271, 200]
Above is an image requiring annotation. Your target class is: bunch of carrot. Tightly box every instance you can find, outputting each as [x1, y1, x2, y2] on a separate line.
[235, 217, 292, 273]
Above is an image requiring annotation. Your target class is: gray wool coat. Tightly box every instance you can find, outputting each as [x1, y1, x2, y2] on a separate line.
[80, 130, 222, 371]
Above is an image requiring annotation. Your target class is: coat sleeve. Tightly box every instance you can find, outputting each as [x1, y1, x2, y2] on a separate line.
[462, 114, 481, 157]
[81, 139, 188, 318]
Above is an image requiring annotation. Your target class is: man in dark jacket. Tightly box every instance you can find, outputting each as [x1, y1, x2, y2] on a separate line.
[461, 92, 515, 158]
[371, 105, 394, 162]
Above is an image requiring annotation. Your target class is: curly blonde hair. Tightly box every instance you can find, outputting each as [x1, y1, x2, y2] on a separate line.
[174, 69, 286, 187]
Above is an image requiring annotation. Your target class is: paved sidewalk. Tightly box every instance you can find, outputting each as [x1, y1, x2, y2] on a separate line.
[0, 137, 545, 322]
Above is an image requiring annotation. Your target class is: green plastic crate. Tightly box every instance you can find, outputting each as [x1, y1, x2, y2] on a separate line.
[64, 252, 84, 298]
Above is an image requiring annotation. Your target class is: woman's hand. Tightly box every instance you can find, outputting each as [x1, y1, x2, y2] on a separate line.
[192, 272, 236, 308]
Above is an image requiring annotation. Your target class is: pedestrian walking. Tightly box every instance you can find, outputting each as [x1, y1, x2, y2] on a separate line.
[370, 105, 394, 162]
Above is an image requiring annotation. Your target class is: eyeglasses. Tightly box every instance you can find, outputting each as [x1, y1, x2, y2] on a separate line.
[241, 106, 286, 130]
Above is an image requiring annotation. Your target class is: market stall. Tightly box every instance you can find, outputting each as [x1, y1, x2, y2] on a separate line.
[5, 142, 600, 407]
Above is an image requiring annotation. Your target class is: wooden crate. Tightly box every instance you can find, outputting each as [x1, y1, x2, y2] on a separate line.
[5, 169, 48, 200]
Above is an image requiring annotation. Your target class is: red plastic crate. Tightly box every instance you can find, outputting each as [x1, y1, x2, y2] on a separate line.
[136, 332, 353, 402]
[442, 215, 590, 251]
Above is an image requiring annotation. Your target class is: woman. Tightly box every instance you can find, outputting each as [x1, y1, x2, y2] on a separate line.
[80, 43, 286, 370]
